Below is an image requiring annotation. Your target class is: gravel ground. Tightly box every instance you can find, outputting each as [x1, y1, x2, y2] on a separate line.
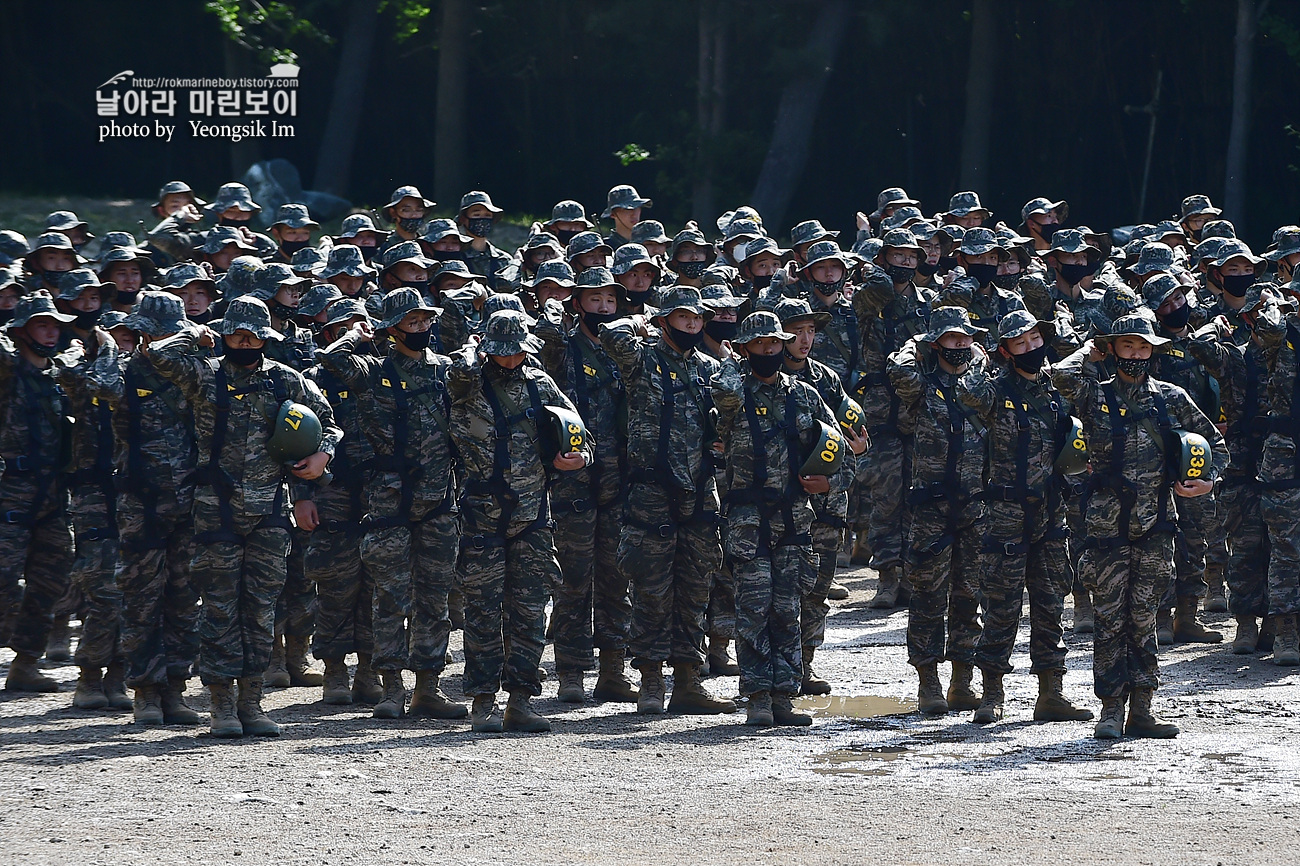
[2, 563, 1297, 866]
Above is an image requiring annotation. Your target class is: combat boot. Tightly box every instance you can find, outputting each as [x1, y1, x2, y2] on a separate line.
[236, 676, 281, 737]
[351, 653, 383, 704]
[284, 635, 324, 687]
[1033, 670, 1094, 721]
[706, 636, 739, 677]
[1156, 608, 1175, 646]
[1258, 616, 1276, 653]
[73, 666, 110, 709]
[264, 634, 290, 688]
[409, 671, 467, 719]
[1073, 591, 1094, 634]
[1173, 598, 1222, 643]
[636, 661, 666, 715]
[161, 676, 200, 725]
[972, 671, 1003, 724]
[1273, 614, 1300, 666]
[746, 691, 774, 726]
[668, 663, 737, 714]
[946, 661, 980, 711]
[869, 566, 901, 609]
[556, 669, 585, 703]
[6, 653, 59, 692]
[1125, 688, 1179, 738]
[45, 618, 72, 662]
[321, 658, 352, 705]
[800, 647, 831, 696]
[503, 692, 551, 733]
[916, 663, 948, 715]
[470, 694, 504, 733]
[1093, 696, 1125, 740]
[592, 650, 638, 703]
[133, 683, 165, 725]
[103, 661, 132, 709]
[372, 671, 407, 719]
[207, 679, 243, 738]
[850, 532, 872, 566]
[827, 581, 850, 601]
[1203, 565, 1228, 613]
[773, 693, 813, 726]
[1231, 616, 1259, 654]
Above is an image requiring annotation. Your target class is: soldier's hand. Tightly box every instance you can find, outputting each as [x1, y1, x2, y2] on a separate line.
[718, 339, 735, 361]
[291, 451, 330, 481]
[1175, 479, 1214, 498]
[93, 325, 111, 347]
[178, 203, 203, 223]
[1088, 337, 1107, 362]
[799, 474, 831, 495]
[199, 261, 216, 279]
[846, 426, 869, 456]
[553, 451, 586, 471]
[197, 326, 217, 349]
[294, 499, 320, 531]
[238, 226, 259, 246]
[856, 211, 870, 232]
[352, 321, 374, 343]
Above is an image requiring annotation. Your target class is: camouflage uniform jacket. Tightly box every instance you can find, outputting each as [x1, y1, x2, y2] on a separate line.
[1253, 304, 1300, 486]
[51, 340, 115, 494]
[1021, 275, 1109, 341]
[966, 287, 1026, 352]
[304, 348, 378, 513]
[266, 318, 317, 372]
[0, 335, 70, 514]
[1187, 331, 1267, 480]
[463, 243, 512, 291]
[1150, 325, 1222, 425]
[852, 272, 935, 434]
[788, 356, 862, 523]
[146, 214, 204, 263]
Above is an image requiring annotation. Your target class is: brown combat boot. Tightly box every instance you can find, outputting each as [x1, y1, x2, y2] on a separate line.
[1231, 616, 1259, 654]
[800, 646, 831, 696]
[161, 676, 200, 725]
[1203, 565, 1228, 613]
[1125, 688, 1179, 738]
[351, 653, 383, 704]
[772, 693, 813, 726]
[826, 581, 850, 601]
[372, 671, 407, 719]
[207, 679, 243, 738]
[1033, 670, 1094, 721]
[946, 661, 980, 711]
[1073, 591, 1095, 634]
[133, 683, 165, 725]
[916, 663, 948, 715]
[869, 566, 902, 609]
[45, 618, 73, 662]
[284, 635, 324, 687]
[409, 671, 467, 718]
[746, 690, 774, 726]
[503, 692, 551, 733]
[321, 657, 352, 705]
[1156, 608, 1175, 647]
[236, 677, 281, 736]
[972, 670, 1003, 724]
[264, 634, 290, 688]
[668, 663, 736, 714]
[103, 661, 132, 709]
[556, 669, 585, 703]
[1173, 598, 1222, 643]
[470, 694, 503, 733]
[1093, 696, 1126, 740]
[592, 650, 638, 703]
[1273, 614, 1300, 666]
[6, 653, 59, 692]
[706, 636, 739, 677]
[73, 666, 110, 710]
[636, 661, 666, 715]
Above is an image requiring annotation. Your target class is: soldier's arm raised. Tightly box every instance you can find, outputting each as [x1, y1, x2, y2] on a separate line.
[597, 318, 645, 381]
[886, 336, 925, 405]
[710, 355, 745, 426]
[446, 342, 484, 400]
[141, 326, 210, 402]
[1048, 342, 1099, 409]
[955, 362, 997, 423]
[851, 264, 894, 319]
[317, 325, 376, 389]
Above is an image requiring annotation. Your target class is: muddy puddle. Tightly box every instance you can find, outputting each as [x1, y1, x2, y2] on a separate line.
[813, 744, 909, 776]
[796, 695, 918, 719]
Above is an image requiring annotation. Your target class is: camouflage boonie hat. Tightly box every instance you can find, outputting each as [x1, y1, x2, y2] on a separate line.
[655, 285, 714, 320]
[163, 261, 218, 293]
[531, 259, 576, 288]
[1264, 226, 1300, 262]
[152, 180, 206, 209]
[458, 190, 502, 216]
[212, 256, 262, 299]
[602, 184, 652, 218]
[201, 225, 257, 255]
[735, 310, 794, 344]
[573, 266, 617, 291]
[0, 266, 20, 293]
[877, 228, 922, 254]
[204, 182, 261, 215]
[97, 232, 146, 256]
[800, 240, 853, 272]
[1151, 220, 1186, 243]
[996, 308, 1055, 344]
[722, 218, 763, 243]
[610, 243, 659, 276]
[958, 227, 1008, 259]
[1142, 273, 1183, 310]
[45, 210, 91, 234]
[432, 260, 474, 286]
[96, 237, 158, 280]
[701, 283, 746, 310]
[1096, 314, 1170, 351]
[376, 287, 438, 330]
[566, 231, 612, 263]
[701, 264, 739, 287]
[938, 224, 966, 244]
[298, 284, 343, 318]
[0, 230, 29, 264]
[385, 185, 435, 211]
[219, 296, 283, 341]
[421, 218, 471, 245]
[482, 293, 529, 319]
[881, 206, 926, 232]
[100, 310, 130, 331]
[790, 219, 840, 248]
[1178, 194, 1222, 220]
[252, 263, 311, 301]
[381, 241, 433, 272]
[945, 191, 991, 219]
[852, 237, 884, 260]
[1191, 236, 1228, 264]
[58, 268, 114, 302]
[774, 296, 831, 330]
[1200, 219, 1236, 241]
[31, 232, 77, 254]
[717, 206, 762, 234]
[1039, 228, 1101, 262]
[123, 291, 188, 336]
[994, 222, 1034, 247]
[321, 244, 377, 278]
[1020, 197, 1068, 226]
[270, 203, 319, 229]
[338, 213, 383, 239]
[871, 187, 919, 219]
[481, 309, 543, 355]
[1102, 284, 1143, 321]
[323, 297, 371, 329]
[542, 200, 594, 229]
[1126, 242, 1176, 276]
[1240, 282, 1273, 314]
[670, 223, 713, 259]
[920, 305, 987, 343]
[7, 289, 76, 330]
[290, 245, 329, 276]
[737, 236, 789, 266]
[630, 220, 671, 245]
[1211, 239, 1264, 268]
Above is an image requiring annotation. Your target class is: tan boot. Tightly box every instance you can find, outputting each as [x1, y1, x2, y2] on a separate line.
[45, 618, 73, 662]
[161, 676, 200, 725]
[746, 690, 774, 726]
[236, 677, 281, 736]
[706, 636, 739, 676]
[503, 692, 551, 733]
[1156, 608, 1175, 647]
[1093, 696, 1126, 740]
[409, 671, 467, 719]
[1203, 565, 1228, 613]
[1173, 598, 1222, 643]
[556, 669, 585, 703]
[869, 566, 901, 609]
[5, 653, 59, 692]
[668, 663, 736, 714]
[321, 657, 352, 705]
[972, 671, 1003, 724]
[264, 634, 290, 688]
[1033, 670, 1094, 721]
[133, 683, 165, 725]
[73, 666, 110, 709]
[1231, 616, 1259, 654]
[1273, 614, 1300, 666]
[636, 661, 666, 715]
[946, 661, 980, 711]
[916, 663, 948, 715]
[208, 679, 243, 738]
[285, 635, 324, 687]
[772, 692, 813, 726]
[800, 646, 831, 696]
[470, 694, 503, 733]
[1073, 591, 1095, 634]
[103, 661, 132, 710]
[351, 653, 383, 704]
[1125, 688, 1179, 738]
[826, 581, 850, 601]
[372, 671, 406, 719]
[592, 649, 638, 703]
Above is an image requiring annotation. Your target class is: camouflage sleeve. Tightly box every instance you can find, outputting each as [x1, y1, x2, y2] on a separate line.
[711, 356, 745, 428]
[437, 296, 472, 353]
[1019, 274, 1054, 323]
[1048, 343, 1098, 410]
[1185, 329, 1233, 380]
[146, 215, 204, 261]
[446, 343, 484, 401]
[87, 346, 127, 402]
[50, 340, 94, 399]
[316, 330, 375, 389]
[851, 264, 895, 319]
[955, 362, 998, 424]
[598, 319, 645, 383]
[145, 328, 210, 403]
[1052, 305, 1083, 355]
[534, 301, 568, 379]
[1252, 301, 1287, 354]
[536, 368, 578, 414]
[1167, 383, 1230, 481]
[287, 373, 343, 502]
[886, 337, 925, 406]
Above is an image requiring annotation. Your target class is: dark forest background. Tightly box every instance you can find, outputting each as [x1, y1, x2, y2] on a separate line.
[2, 0, 1299, 247]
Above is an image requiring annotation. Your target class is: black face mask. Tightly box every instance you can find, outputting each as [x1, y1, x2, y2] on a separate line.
[1057, 262, 1096, 285]
[666, 325, 703, 352]
[813, 278, 846, 298]
[218, 216, 250, 228]
[916, 260, 939, 278]
[359, 245, 380, 262]
[938, 345, 973, 368]
[270, 302, 297, 322]
[396, 327, 432, 351]
[554, 229, 581, 246]
[0, 309, 13, 327]
[189, 309, 213, 325]
[747, 352, 784, 378]
[279, 239, 310, 256]
[21, 332, 60, 358]
[993, 272, 1020, 290]
[751, 273, 773, 291]
[704, 320, 738, 343]
[673, 260, 707, 279]
[1116, 356, 1151, 378]
[1010, 343, 1048, 374]
[395, 279, 429, 293]
[1034, 222, 1061, 242]
[397, 216, 423, 234]
[488, 357, 523, 378]
[965, 262, 999, 287]
[581, 311, 619, 334]
[73, 308, 102, 330]
[1221, 273, 1254, 298]
[937, 255, 958, 276]
[886, 264, 915, 285]
[1189, 227, 1203, 242]
[625, 288, 652, 307]
[1158, 303, 1192, 331]
[223, 345, 263, 366]
[429, 249, 464, 263]
[466, 217, 495, 238]
[116, 290, 139, 305]
[39, 269, 68, 289]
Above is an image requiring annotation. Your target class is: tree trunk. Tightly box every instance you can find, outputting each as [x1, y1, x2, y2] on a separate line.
[224, 40, 263, 178]
[958, 0, 996, 192]
[434, 0, 469, 206]
[748, 0, 850, 234]
[313, 0, 379, 197]
[1223, 0, 1257, 224]
[693, 0, 728, 226]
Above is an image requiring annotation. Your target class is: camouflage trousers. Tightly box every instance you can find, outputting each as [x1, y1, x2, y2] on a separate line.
[1163, 488, 1216, 605]
[732, 533, 816, 698]
[974, 516, 1070, 675]
[1064, 483, 1089, 602]
[706, 473, 735, 643]
[305, 486, 374, 661]
[1077, 532, 1173, 699]
[862, 432, 911, 572]
[69, 486, 122, 669]
[1260, 484, 1300, 617]
[619, 482, 722, 667]
[190, 503, 292, 683]
[115, 491, 199, 687]
[358, 504, 458, 674]
[1218, 477, 1269, 618]
[0, 487, 74, 658]
[802, 520, 842, 650]
[274, 527, 315, 639]
[459, 512, 558, 697]
[905, 508, 981, 668]
[550, 492, 629, 673]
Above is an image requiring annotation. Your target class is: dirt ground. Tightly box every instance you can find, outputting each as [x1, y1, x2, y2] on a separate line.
[2, 562, 1297, 866]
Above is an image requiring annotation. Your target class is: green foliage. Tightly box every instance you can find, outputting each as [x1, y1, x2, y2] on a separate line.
[378, 0, 432, 42]
[614, 143, 651, 166]
[1262, 11, 1300, 65]
[204, 0, 334, 64]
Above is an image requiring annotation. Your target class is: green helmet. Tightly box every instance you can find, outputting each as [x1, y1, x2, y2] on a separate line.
[1175, 430, 1213, 482]
[1055, 415, 1088, 476]
[266, 400, 323, 464]
[836, 395, 867, 437]
[540, 404, 595, 466]
[800, 421, 847, 477]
